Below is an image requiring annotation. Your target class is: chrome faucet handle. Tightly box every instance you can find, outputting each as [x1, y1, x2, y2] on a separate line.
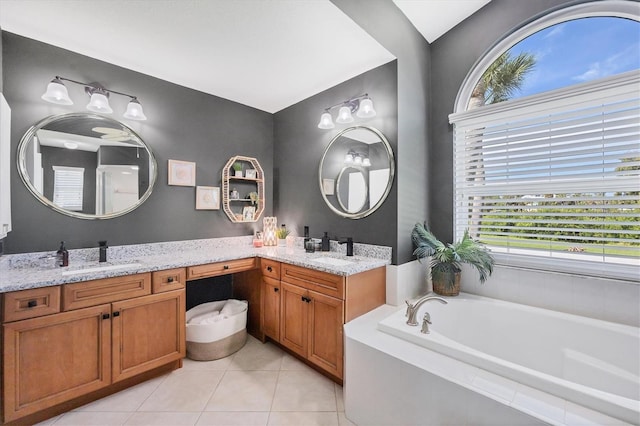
[421, 312, 432, 334]
[405, 300, 412, 317]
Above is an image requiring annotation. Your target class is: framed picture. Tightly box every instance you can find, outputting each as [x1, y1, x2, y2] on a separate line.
[245, 169, 257, 179]
[323, 178, 335, 195]
[195, 186, 220, 210]
[168, 159, 196, 186]
[242, 206, 256, 221]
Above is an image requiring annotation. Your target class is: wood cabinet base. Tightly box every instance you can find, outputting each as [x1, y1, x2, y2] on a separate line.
[1, 360, 181, 426]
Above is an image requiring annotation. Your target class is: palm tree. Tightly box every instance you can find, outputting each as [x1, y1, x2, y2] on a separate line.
[469, 51, 536, 108]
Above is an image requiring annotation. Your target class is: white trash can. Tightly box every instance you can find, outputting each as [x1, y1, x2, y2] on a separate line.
[185, 299, 248, 361]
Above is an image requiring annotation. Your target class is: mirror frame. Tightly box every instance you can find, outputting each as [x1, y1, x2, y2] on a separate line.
[318, 126, 395, 219]
[17, 113, 158, 220]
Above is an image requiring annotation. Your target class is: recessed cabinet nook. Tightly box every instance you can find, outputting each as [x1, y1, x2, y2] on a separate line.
[0, 257, 386, 424]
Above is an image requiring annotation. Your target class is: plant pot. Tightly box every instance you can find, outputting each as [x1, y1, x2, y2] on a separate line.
[234, 170, 243, 177]
[432, 269, 461, 296]
[278, 238, 287, 247]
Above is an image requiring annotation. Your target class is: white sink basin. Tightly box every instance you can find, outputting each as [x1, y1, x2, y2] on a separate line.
[310, 257, 354, 266]
[62, 263, 142, 276]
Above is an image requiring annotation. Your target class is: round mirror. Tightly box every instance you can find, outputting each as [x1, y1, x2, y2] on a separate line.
[319, 126, 394, 219]
[17, 113, 157, 219]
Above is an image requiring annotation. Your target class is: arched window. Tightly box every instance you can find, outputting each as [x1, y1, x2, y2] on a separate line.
[449, 1, 639, 280]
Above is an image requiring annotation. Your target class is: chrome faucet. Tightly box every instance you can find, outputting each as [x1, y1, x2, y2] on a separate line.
[405, 295, 448, 326]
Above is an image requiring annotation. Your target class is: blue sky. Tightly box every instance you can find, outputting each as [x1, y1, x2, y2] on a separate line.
[506, 17, 640, 98]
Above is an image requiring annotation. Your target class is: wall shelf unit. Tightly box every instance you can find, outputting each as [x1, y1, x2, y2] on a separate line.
[222, 156, 264, 223]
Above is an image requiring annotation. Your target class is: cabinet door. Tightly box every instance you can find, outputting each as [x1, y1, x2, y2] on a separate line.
[261, 276, 280, 340]
[279, 282, 307, 357]
[112, 290, 185, 383]
[306, 290, 344, 379]
[3, 304, 111, 422]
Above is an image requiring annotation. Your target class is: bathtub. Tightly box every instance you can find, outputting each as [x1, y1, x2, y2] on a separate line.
[377, 293, 640, 425]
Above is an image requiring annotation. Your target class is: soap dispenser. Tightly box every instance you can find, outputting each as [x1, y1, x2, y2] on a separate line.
[321, 232, 330, 252]
[56, 241, 69, 267]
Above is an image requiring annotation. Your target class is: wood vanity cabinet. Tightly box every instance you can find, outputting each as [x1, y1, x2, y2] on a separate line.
[2, 270, 186, 423]
[261, 261, 385, 381]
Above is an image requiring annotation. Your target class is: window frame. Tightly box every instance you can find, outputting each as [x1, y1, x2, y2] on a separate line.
[450, 1, 640, 281]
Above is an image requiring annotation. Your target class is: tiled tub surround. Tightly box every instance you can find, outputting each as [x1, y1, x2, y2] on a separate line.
[346, 305, 639, 426]
[0, 236, 391, 293]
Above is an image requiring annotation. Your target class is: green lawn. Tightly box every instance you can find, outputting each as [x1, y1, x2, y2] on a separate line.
[482, 235, 639, 257]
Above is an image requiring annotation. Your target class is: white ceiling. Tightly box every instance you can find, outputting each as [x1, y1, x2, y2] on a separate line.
[393, 0, 491, 43]
[0, 0, 487, 114]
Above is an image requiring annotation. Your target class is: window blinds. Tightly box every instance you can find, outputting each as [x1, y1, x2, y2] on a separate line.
[52, 166, 84, 211]
[449, 70, 640, 278]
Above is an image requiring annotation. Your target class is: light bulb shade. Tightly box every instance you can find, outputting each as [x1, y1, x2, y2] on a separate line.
[317, 112, 335, 129]
[41, 78, 73, 105]
[123, 99, 147, 120]
[336, 106, 354, 123]
[362, 157, 371, 167]
[356, 98, 376, 118]
[344, 153, 354, 163]
[86, 93, 113, 114]
[354, 155, 363, 165]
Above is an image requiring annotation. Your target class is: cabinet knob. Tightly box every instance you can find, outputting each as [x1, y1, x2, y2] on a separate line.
[274, 287, 279, 292]
[267, 266, 273, 272]
[167, 277, 174, 283]
[113, 311, 121, 317]
[301, 296, 311, 303]
[102, 313, 110, 320]
[27, 300, 37, 308]
[223, 265, 229, 270]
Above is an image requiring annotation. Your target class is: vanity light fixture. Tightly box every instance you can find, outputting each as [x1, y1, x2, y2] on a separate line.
[317, 93, 376, 129]
[41, 76, 147, 121]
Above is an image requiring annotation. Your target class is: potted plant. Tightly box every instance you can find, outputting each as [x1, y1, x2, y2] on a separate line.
[276, 225, 290, 247]
[232, 162, 243, 177]
[411, 223, 494, 296]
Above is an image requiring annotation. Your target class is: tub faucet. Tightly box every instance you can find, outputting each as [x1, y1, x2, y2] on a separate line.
[421, 312, 432, 334]
[405, 295, 448, 326]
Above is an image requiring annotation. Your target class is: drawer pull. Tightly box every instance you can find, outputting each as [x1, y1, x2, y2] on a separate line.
[274, 287, 279, 292]
[167, 277, 174, 283]
[102, 313, 110, 320]
[113, 311, 121, 317]
[27, 300, 37, 308]
[223, 265, 229, 270]
[301, 296, 312, 303]
[267, 266, 273, 272]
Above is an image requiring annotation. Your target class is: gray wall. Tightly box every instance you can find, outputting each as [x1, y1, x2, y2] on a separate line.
[332, 0, 431, 264]
[273, 61, 398, 255]
[2, 32, 274, 253]
[429, 0, 577, 243]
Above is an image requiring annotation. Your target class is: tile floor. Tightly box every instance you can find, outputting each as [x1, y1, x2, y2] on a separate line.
[36, 336, 355, 426]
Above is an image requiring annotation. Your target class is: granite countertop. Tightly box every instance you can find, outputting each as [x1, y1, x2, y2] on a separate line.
[0, 237, 391, 293]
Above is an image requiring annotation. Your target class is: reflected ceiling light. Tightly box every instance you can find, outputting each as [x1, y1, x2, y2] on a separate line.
[41, 76, 147, 121]
[317, 93, 376, 129]
[345, 152, 354, 163]
[63, 142, 78, 150]
[344, 150, 370, 167]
